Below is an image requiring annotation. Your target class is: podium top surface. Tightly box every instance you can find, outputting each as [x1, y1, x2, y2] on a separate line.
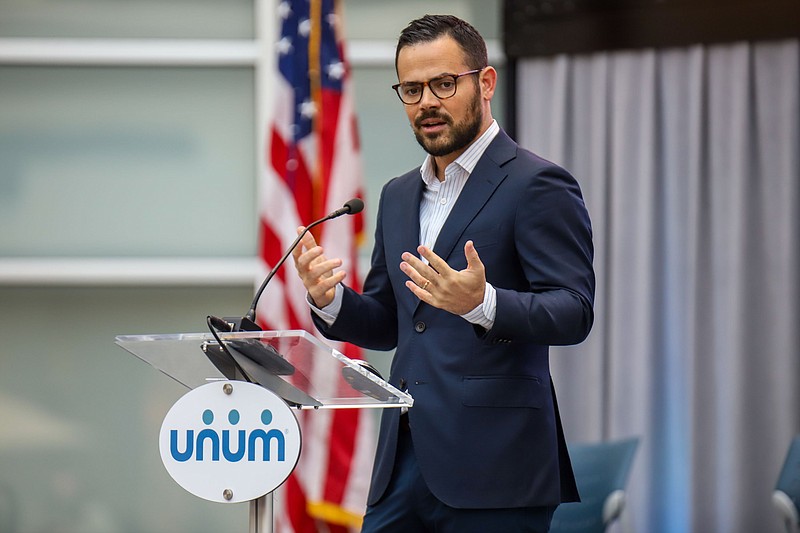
[115, 329, 412, 410]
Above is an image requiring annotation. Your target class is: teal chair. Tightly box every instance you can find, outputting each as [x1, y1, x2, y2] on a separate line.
[549, 437, 639, 533]
[773, 435, 800, 533]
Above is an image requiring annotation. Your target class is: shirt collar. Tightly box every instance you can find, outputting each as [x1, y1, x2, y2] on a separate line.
[420, 120, 500, 187]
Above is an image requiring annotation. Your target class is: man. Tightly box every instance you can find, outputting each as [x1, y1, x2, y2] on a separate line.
[292, 14, 594, 533]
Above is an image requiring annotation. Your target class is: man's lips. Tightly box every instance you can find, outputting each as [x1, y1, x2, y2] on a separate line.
[416, 116, 449, 132]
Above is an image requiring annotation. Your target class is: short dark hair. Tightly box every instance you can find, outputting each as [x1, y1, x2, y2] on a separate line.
[395, 14, 488, 72]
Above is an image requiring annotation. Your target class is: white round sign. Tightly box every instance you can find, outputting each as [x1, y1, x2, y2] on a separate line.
[159, 381, 301, 503]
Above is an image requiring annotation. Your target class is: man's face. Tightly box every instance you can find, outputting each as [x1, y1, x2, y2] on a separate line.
[395, 36, 485, 162]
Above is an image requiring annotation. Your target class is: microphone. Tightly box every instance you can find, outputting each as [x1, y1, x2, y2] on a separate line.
[218, 197, 364, 332]
[203, 197, 363, 401]
[328, 198, 364, 218]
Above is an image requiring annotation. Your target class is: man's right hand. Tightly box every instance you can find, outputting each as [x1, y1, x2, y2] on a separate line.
[291, 226, 346, 308]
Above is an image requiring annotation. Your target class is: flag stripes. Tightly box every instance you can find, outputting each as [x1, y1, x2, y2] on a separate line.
[258, 1, 373, 531]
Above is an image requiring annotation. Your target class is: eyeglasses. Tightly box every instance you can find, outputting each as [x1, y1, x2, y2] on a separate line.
[391, 68, 483, 105]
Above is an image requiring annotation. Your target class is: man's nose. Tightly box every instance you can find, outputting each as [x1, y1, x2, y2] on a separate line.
[418, 84, 441, 109]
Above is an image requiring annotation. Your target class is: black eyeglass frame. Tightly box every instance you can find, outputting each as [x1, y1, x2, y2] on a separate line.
[391, 68, 484, 105]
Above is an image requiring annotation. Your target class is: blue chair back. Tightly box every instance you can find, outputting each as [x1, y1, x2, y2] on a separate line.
[774, 435, 800, 533]
[549, 437, 639, 533]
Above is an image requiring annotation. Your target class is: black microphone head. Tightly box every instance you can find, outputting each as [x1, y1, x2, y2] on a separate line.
[344, 198, 364, 215]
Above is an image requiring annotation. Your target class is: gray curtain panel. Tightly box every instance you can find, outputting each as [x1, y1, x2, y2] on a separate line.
[516, 39, 800, 533]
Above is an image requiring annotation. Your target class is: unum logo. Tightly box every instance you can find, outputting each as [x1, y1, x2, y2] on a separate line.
[170, 408, 286, 463]
[159, 381, 301, 503]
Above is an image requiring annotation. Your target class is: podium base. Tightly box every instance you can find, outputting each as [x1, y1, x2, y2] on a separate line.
[250, 493, 273, 533]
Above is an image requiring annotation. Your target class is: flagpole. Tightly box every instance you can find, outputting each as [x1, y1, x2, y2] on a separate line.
[308, 0, 326, 230]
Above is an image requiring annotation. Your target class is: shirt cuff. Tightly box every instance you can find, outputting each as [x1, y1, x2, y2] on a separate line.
[308, 284, 343, 327]
[460, 283, 496, 330]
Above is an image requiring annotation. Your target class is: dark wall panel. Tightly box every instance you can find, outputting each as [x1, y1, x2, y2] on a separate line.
[504, 0, 800, 58]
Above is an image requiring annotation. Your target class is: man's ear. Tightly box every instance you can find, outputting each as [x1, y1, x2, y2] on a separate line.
[480, 66, 498, 101]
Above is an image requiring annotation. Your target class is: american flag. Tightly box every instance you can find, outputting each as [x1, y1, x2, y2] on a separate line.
[257, 1, 373, 532]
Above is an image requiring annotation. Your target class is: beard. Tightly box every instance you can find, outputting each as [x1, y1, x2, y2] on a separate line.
[412, 92, 483, 157]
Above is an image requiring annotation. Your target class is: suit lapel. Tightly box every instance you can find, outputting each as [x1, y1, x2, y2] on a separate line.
[432, 131, 517, 263]
[395, 172, 424, 259]
[385, 171, 425, 312]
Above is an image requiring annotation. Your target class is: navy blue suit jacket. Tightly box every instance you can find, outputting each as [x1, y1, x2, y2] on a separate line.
[313, 130, 595, 509]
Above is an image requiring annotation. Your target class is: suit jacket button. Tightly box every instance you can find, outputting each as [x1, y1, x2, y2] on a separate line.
[414, 321, 426, 333]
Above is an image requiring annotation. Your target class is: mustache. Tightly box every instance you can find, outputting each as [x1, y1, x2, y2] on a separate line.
[414, 111, 452, 128]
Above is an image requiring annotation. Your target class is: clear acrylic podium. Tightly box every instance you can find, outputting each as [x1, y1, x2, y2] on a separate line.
[116, 329, 412, 533]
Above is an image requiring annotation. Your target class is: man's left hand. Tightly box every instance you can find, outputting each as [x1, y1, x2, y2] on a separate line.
[400, 240, 486, 315]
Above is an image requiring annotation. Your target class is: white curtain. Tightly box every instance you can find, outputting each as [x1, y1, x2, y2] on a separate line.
[517, 39, 800, 533]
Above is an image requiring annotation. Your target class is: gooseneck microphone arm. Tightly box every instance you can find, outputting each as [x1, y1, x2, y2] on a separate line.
[243, 197, 364, 326]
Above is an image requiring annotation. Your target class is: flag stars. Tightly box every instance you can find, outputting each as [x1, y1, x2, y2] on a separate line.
[327, 61, 345, 81]
[277, 1, 292, 19]
[298, 18, 311, 37]
[326, 13, 338, 29]
[277, 36, 293, 55]
[299, 99, 317, 119]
